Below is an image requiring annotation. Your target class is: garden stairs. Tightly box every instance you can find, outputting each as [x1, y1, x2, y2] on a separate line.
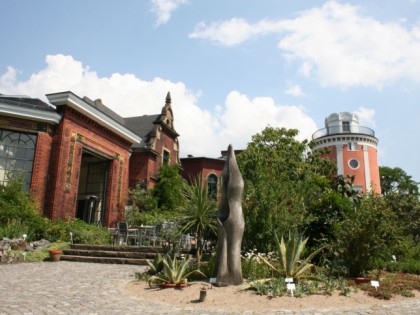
[61, 244, 164, 265]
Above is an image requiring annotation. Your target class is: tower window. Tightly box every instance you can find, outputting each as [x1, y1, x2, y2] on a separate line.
[162, 150, 170, 165]
[348, 158, 360, 169]
[342, 121, 350, 132]
[348, 142, 358, 151]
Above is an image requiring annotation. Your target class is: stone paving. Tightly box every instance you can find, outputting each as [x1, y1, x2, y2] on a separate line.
[0, 261, 419, 315]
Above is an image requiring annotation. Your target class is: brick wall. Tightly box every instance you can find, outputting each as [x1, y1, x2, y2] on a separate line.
[30, 131, 53, 213]
[44, 107, 132, 226]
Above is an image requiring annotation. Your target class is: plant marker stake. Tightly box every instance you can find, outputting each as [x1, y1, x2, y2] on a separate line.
[22, 252, 26, 261]
[23, 234, 27, 241]
[287, 283, 296, 297]
[70, 232, 73, 244]
[371, 280, 379, 291]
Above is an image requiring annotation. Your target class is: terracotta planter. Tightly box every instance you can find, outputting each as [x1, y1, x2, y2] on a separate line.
[160, 282, 188, 288]
[49, 249, 62, 262]
[354, 277, 371, 284]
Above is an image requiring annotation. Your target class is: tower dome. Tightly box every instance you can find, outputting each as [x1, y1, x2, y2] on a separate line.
[312, 112, 381, 193]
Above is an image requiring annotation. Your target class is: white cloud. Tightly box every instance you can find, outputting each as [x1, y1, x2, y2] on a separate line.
[189, 18, 282, 46]
[190, 1, 420, 88]
[355, 107, 376, 127]
[150, 0, 187, 26]
[285, 84, 304, 97]
[0, 54, 317, 157]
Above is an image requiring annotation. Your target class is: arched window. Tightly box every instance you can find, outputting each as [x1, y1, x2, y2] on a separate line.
[207, 174, 218, 201]
[0, 130, 37, 190]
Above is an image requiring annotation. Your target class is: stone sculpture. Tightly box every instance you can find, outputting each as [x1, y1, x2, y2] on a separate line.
[214, 144, 245, 286]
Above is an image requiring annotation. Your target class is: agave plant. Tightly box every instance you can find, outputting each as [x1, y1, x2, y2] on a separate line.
[146, 253, 164, 275]
[148, 254, 205, 286]
[258, 231, 324, 279]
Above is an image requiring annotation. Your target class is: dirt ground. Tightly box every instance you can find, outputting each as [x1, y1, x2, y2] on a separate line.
[125, 280, 419, 313]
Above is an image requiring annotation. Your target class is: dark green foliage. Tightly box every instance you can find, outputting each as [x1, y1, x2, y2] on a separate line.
[383, 192, 420, 243]
[0, 178, 45, 240]
[152, 164, 185, 211]
[179, 175, 218, 263]
[333, 175, 362, 205]
[128, 181, 158, 212]
[43, 219, 111, 244]
[237, 127, 335, 252]
[306, 190, 353, 248]
[380, 166, 419, 196]
[333, 193, 401, 276]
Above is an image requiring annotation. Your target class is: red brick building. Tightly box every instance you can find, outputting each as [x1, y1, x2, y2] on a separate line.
[0, 91, 181, 227]
[181, 156, 225, 201]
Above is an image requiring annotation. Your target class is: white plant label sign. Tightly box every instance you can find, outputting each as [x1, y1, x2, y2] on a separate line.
[209, 278, 217, 284]
[285, 278, 293, 283]
[371, 280, 379, 290]
[287, 283, 296, 297]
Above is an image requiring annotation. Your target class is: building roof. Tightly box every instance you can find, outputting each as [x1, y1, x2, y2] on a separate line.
[82, 96, 126, 126]
[124, 115, 160, 148]
[47, 91, 141, 144]
[0, 95, 62, 124]
[0, 95, 56, 112]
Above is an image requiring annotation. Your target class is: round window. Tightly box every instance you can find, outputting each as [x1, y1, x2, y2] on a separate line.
[349, 159, 359, 169]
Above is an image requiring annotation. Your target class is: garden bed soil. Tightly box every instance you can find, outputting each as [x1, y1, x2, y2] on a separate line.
[125, 281, 419, 312]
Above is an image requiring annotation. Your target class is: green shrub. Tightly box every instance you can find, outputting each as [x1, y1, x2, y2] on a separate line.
[44, 219, 111, 244]
[0, 219, 30, 239]
[333, 193, 401, 276]
[0, 178, 46, 241]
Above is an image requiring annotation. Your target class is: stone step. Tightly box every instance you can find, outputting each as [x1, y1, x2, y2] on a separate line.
[62, 249, 157, 259]
[60, 255, 149, 265]
[69, 244, 163, 253]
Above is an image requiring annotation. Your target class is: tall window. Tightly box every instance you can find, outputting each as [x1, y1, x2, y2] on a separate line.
[162, 150, 170, 165]
[207, 174, 218, 201]
[0, 129, 37, 190]
[348, 142, 358, 151]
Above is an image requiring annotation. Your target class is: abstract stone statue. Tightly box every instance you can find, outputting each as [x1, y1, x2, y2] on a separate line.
[214, 144, 245, 286]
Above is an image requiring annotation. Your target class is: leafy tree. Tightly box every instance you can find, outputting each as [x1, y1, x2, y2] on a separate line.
[380, 166, 419, 196]
[380, 166, 419, 243]
[384, 192, 420, 243]
[333, 192, 401, 276]
[305, 189, 353, 248]
[179, 175, 218, 264]
[152, 164, 185, 211]
[126, 181, 180, 227]
[333, 175, 362, 205]
[128, 181, 158, 212]
[237, 127, 335, 252]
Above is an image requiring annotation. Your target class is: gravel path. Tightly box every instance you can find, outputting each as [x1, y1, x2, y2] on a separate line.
[0, 261, 419, 314]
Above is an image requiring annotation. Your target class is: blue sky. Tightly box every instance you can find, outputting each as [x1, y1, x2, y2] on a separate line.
[1, 0, 420, 182]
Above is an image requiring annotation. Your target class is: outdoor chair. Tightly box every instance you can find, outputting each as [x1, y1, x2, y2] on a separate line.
[116, 222, 138, 245]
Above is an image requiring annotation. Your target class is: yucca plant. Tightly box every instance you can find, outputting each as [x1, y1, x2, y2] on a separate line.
[148, 254, 205, 286]
[258, 231, 324, 279]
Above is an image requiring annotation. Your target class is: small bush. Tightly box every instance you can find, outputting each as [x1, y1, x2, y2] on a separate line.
[0, 178, 46, 241]
[387, 259, 420, 275]
[43, 219, 111, 244]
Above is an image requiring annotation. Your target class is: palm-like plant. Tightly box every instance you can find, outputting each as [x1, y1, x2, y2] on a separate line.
[258, 231, 324, 278]
[148, 254, 205, 286]
[179, 175, 218, 264]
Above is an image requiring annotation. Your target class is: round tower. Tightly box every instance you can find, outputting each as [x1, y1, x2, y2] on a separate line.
[312, 112, 381, 194]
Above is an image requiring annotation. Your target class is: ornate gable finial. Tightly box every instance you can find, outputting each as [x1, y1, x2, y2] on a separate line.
[165, 91, 171, 105]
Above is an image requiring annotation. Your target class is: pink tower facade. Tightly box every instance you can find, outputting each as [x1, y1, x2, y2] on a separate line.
[312, 112, 381, 194]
